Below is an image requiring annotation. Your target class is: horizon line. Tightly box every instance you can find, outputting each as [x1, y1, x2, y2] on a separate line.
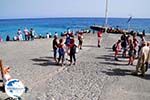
[0, 16, 150, 20]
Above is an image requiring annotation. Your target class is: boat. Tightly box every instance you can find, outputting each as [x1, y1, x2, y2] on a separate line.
[90, 25, 144, 37]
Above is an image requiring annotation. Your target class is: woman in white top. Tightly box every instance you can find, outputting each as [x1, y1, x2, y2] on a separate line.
[17, 29, 23, 41]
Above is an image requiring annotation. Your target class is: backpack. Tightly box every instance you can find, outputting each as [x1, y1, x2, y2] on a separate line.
[112, 44, 117, 51]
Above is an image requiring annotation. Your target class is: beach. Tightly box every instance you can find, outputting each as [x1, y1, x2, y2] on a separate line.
[0, 33, 150, 100]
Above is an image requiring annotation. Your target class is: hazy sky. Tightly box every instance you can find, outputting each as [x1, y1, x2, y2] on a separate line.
[0, 0, 149, 19]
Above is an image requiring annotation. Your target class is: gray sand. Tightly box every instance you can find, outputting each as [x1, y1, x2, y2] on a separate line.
[0, 33, 150, 100]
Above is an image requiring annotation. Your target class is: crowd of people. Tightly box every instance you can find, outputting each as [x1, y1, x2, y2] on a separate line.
[14, 28, 36, 41]
[0, 28, 37, 42]
[52, 30, 84, 66]
[113, 33, 150, 76]
[0, 28, 89, 42]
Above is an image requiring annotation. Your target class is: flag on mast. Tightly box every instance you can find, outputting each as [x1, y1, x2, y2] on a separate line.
[127, 16, 132, 23]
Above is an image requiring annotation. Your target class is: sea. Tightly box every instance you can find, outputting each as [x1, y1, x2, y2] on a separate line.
[0, 17, 150, 41]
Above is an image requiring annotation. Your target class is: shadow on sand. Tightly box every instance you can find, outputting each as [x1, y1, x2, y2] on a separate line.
[101, 68, 133, 76]
[31, 56, 58, 66]
[3, 97, 22, 100]
[97, 50, 150, 80]
[102, 68, 150, 80]
[105, 47, 114, 52]
[96, 54, 127, 63]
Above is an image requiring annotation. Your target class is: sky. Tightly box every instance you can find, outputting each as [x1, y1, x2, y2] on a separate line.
[0, 0, 149, 19]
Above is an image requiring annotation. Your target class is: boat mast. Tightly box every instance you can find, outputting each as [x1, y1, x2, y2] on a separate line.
[105, 0, 108, 33]
[127, 16, 132, 32]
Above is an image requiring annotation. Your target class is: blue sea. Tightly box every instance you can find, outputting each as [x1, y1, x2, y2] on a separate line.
[0, 17, 150, 40]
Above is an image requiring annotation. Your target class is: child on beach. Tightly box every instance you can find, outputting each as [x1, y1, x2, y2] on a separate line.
[97, 30, 103, 47]
[58, 39, 65, 66]
[52, 35, 58, 63]
[114, 40, 121, 61]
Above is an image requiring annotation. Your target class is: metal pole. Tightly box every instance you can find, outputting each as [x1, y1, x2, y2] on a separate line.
[128, 22, 130, 31]
[105, 0, 108, 33]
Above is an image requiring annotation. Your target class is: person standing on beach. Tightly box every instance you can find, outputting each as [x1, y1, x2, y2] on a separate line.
[114, 40, 121, 61]
[133, 33, 138, 58]
[142, 30, 145, 36]
[54, 32, 58, 37]
[30, 28, 35, 40]
[138, 35, 145, 57]
[121, 33, 127, 57]
[135, 42, 150, 76]
[52, 35, 58, 63]
[126, 35, 131, 45]
[78, 32, 83, 49]
[58, 39, 65, 66]
[46, 33, 50, 39]
[128, 39, 135, 65]
[65, 33, 71, 48]
[65, 31, 72, 61]
[24, 28, 29, 41]
[69, 37, 77, 65]
[17, 29, 23, 41]
[97, 30, 103, 47]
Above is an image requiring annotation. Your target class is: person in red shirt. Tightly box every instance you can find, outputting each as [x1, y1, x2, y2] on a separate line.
[97, 30, 103, 47]
[69, 37, 77, 65]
